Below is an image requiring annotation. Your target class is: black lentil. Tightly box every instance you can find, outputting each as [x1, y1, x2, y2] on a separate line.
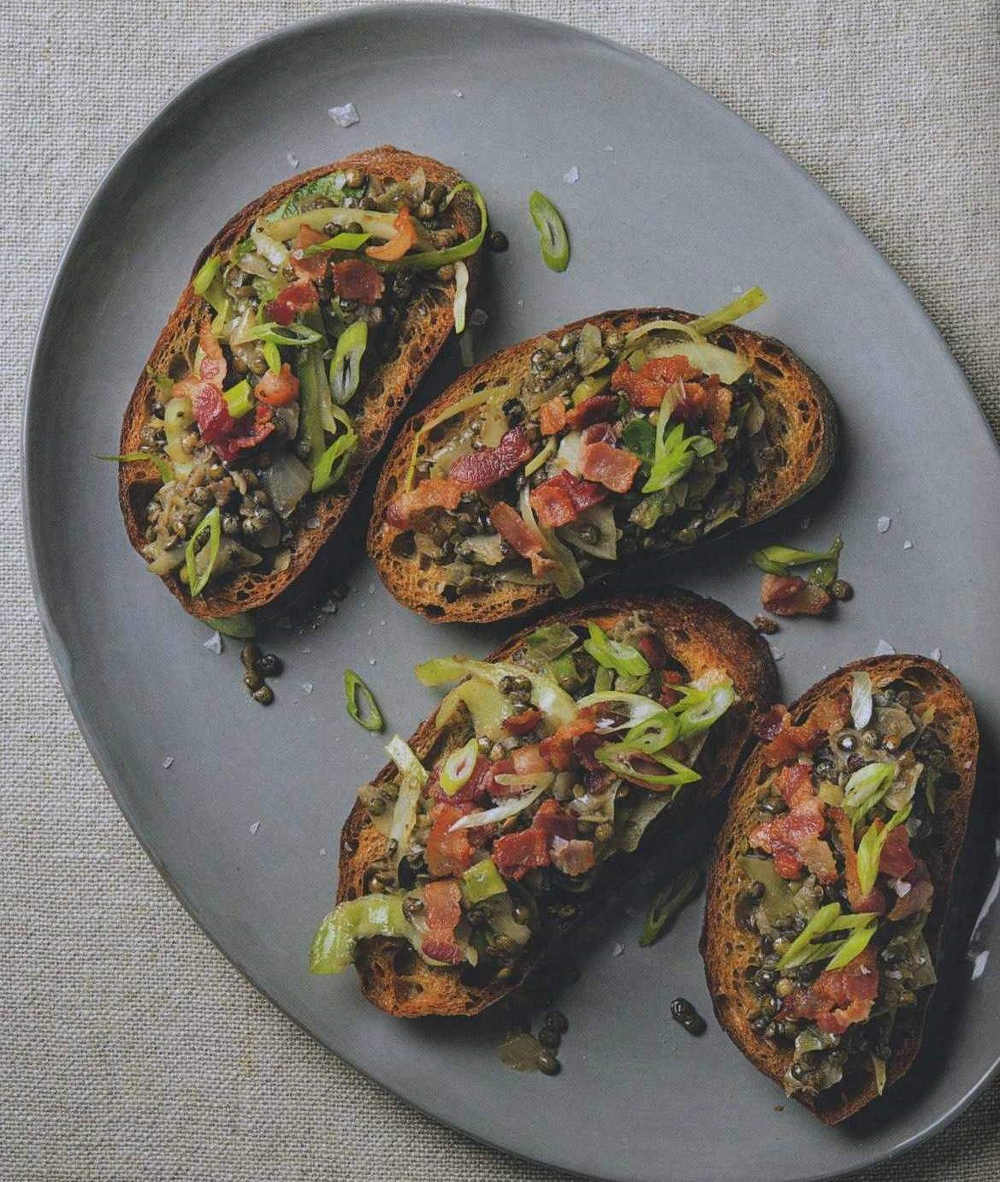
[487, 229, 510, 253]
[670, 998, 707, 1036]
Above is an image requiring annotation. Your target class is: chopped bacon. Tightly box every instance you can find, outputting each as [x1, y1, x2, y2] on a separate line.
[421, 878, 464, 964]
[760, 693, 850, 767]
[749, 791, 826, 880]
[704, 381, 732, 444]
[611, 355, 698, 409]
[571, 730, 604, 772]
[659, 667, 684, 707]
[485, 746, 549, 798]
[488, 503, 559, 581]
[811, 694, 851, 734]
[888, 859, 934, 921]
[193, 382, 236, 446]
[449, 426, 535, 489]
[635, 633, 668, 669]
[579, 440, 641, 493]
[290, 224, 330, 280]
[267, 279, 319, 326]
[582, 422, 617, 446]
[781, 947, 879, 1035]
[531, 799, 577, 842]
[332, 258, 384, 305]
[776, 763, 815, 808]
[198, 323, 227, 386]
[195, 386, 275, 463]
[880, 825, 917, 880]
[366, 206, 418, 262]
[539, 396, 568, 436]
[430, 754, 492, 805]
[385, 478, 464, 528]
[829, 807, 886, 914]
[254, 362, 300, 407]
[756, 704, 788, 742]
[493, 826, 549, 880]
[761, 574, 832, 618]
[503, 707, 542, 736]
[798, 835, 838, 884]
[511, 744, 550, 774]
[551, 837, 596, 877]
[539, 709, 599, 771]
[565, 394, 619, 430]
[530, 470, 608, 527]
[426, 803, 476, 877]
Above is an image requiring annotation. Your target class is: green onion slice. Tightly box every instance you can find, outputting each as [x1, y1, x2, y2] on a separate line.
[344, 669, 385, 732]
[844, 761, 896, 823]
[263, 340, 282, 375]
[750, 536, 843, 578]
[528, 190, 570, 272]
[98, 451, 173, 484]
[311, 432, 358, 493]
[596, 742, 701, 791]
[301, 231, 372, 256]
[824, 919, 879, 972]
[461, 857, 507, 904]
[244, 321, 324, 347]
[193, 255, 221, 295]
[582, 622, 650, 678]
[378, 183, 488, 271]
[440, 737, 480, 796]
[184, 507, 221, 597]
[640, 865, 704, 947]
[223, 379, 254, 419]
[329, 321, 368, 406]
[856, 803, 912, 896]
[686, 287, 768, 336]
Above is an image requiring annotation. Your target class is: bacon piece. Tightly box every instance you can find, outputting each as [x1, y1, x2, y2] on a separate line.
[484, 746, 550, 798]
[749, 792, 826, 880]
[756, 704, 788, 741]
[421, 878, 464, 964]
[502, 707, 542, 736]
[539, 396, 568, 436]
[193, 382, 236, 446]
[493, 826, 549, 880]
[539, 709, 599, 771]
[198, 322, 227, 386]
[385, 478, 464, 529]
[366, 206, 418, 262]
[530, 470, 608, 527]
[579, 440, 641, 493]
[449, 426, 535, 490]
[511, 744, 550, 774]
[776, 763, 815, 808]
[888, 858, 934, 921]
[194, 386, 275, 463]
[267, 278, 319, 326]
[829, 807, 886, 914]
[551, 837, 596, 877]
[760, 693, 850, 767]
[332, 258, 384, 305]
[426, 803, 476, 877]
[704, 380, 732, 444]
[290, 224, 330, 280]
[659, 667, 684, 708]
[880, 825, 917, 880]
[430, 754, 492, 805]
[611, 355, 698, 409]
[571, 730, 604, 772]
[531, 799, 577, 842]
[254, 363, 300, 407]
[798, 835, 838, 884]
[487, 503, 559, 581]
[565, 393, 619, 430]
[781, 947, 879, 1035]
[635, 633, 668, 670]
[761, 574, 832, 618]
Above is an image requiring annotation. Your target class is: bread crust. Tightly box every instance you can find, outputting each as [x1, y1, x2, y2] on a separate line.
[368, 308, 838, 622]
[701, 655, 979, 1123]
[118, 146, 482, 619]
[333, 589, 778, 1017]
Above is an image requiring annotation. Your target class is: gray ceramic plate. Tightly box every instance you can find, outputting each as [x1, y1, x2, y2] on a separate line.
[23, 6, 1000, 1180]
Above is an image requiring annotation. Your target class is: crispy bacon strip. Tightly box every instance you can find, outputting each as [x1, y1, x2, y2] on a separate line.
[366, 206, 418, 262]
[530, 470, 607, 527]
[426, 803, 476, 877]
[760, 694, 849, 766]
[539, 396, 568, 436]
[551, 836, 596, 876]
[781, 947, 879, 1035]
[611, 356, 698, 409]
[254, 363, 300, 407]
[761, 574, 832, 618]
[385, 478, 464, 529]
[449, 426, 535, 490]
[502, 707, 542, 736]
[421, 878, 464, 964]
[538, 708, 599, 771]
[565, 393, 619, 430]
[267, 279, 319, 326]
[332, 258, 384, 304]
[579, 440, 640, 493]
[291, 224, 330, 280]
[493, 826, 549, 880]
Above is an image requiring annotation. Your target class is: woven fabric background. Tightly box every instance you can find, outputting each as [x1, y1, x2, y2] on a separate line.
[3, 1, 999, 1178]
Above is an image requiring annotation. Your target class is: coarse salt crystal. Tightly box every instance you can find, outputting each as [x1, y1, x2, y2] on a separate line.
[877, 516, 892, 533]
[286, 151, 299, 169]
[203, 632, 223, 654]
[930, 647, 942, 662]
[874, 639, 895, 656]
[161, 756, 174, 770]
[248, 820, 261, 836]
[971, 950, 990, 980]
[451, 88, 464, 98]
[613, 942, 624, 957]
[369, 658, 377, 666]
[563, 165, 580, 184]
[328, 102, 359, 127]
[305, 516, 321, 530]
[301, 682, 313, 694]
[770, 645, 784, 661]
[891, 878, 912, 897]
[903, 539, 913, 550]
[319, 848, 327, 857]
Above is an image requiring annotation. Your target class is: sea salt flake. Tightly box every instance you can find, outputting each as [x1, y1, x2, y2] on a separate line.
[305, 515, 321, 530]
[301, 682, 314, 694]
[603, 144, 614, 152]
[161, 756, 174, 770]
[328, 102, 359, 127]
[563, 165, 580, 184]
[903, 539, 914, 550]
[874, 639, 895, 656]
[369, 658, 377, 666]
[877, 515, 892, 534]
[770, 645, 785, 661]
[248, 819, 261, 836]
[451, 88, 464, 98]
[930, 647, 942, 662]
[286, 151, 299, 169]
[319, 848, 327, 857]
[469, 308, 488, 327]
[203, 632, 223, 654]
[890, 878, 912, 897]
[612, 942, 624, 957]
[971, 950, 990, 980]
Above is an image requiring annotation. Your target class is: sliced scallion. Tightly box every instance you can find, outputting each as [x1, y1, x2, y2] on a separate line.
[98, 451, 173, 484]
[193, 254, 221, 295]
[528, 190, 569, 272]
[222, 379, 253, 419]
[184, 506, 221, 597]
[329, 320, 368, 406]
[582, 622, 650, 678]
[344, 669, 385, 732]
[311, 432, 358, 494]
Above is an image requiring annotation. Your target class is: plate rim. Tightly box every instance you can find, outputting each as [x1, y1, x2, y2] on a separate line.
[20, 6, 1000, 1180]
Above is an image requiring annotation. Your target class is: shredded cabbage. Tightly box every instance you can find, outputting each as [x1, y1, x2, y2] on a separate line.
[449, 785, 547, 832]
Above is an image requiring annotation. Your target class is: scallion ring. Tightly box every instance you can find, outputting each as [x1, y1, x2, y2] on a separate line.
[329, 321, 368, 406]
[344, 669, 385, 733]
[193, 254, 221, 295]
[529, 190, 570, 272]
[439, 737, 479, 796]
[184, 506, 222, 597]
[311, 432, 358, 493]
[98, 451, 173, 484]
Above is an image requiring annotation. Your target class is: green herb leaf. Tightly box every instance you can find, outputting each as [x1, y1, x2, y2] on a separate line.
[97, 451, 173, 484]
[528, 190, 570, 272]
[344, 669, 385, 732]
[642, 396, 715, 494]
[582, 622, 650, 677]
[184, 507, 221, 597]
[622, 417, 655, 462]
[640, 865, 704, 947]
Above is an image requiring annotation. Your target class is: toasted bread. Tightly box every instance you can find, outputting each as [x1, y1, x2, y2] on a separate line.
[119, 146, 482, 620]
[368, 308, 837, 622]
[702, 656, 979, 1123]
[333, 590, 777, 1017]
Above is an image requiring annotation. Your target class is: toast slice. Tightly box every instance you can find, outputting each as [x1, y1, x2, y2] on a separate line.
[702, 656, 978, 1123]
[368, 305, 837, 622]
[118, 146, 482, 620]
[320, 590, 777, 1017]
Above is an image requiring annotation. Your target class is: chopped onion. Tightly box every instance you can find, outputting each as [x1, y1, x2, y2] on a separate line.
[560, 503, 618, 560]
[452, 260, 469, 334]
[385, 736, 428, 865]
[448, 785, 546, 832]
[851, 671, 874, 729]
[262, 451, 312, 518]
[251, 221, 289, 267]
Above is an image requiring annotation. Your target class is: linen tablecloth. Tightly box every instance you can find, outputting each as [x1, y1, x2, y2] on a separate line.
[4, 1, 999, 1178]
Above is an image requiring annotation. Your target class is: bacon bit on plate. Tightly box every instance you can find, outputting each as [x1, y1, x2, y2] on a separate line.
[502, 707, 542, 736]
[449, 426, 536, 489]
[530, 470, 608, 527]
[366, 205, 418, 262]
[781, 946, 879, 1035]
[551, 836, 596, 876]
[430, 754, 492, 804]
[761, 573, 832, 617]
[332, 258, 385, 304]
[539, 396, 568, 436]
[611, 355, 697, 409]
[539, 709, 599, 771]
[565, 393, 619, 430]
[291, 224, 330, 280]
[531, 799, 577, 842]
[254, 363, 300, 406]
[267, 278, 319, 325]
[426, 803, 477, 877]
[829, 807, 887, 914]
[493, 826, 549, 880]
[421, 878, 464, 964]
[579, 439, 641, 493]
[385, 478, 464, 528]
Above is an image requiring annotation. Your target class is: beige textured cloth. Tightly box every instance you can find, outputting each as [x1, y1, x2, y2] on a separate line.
[4, 1, 999, 1178]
